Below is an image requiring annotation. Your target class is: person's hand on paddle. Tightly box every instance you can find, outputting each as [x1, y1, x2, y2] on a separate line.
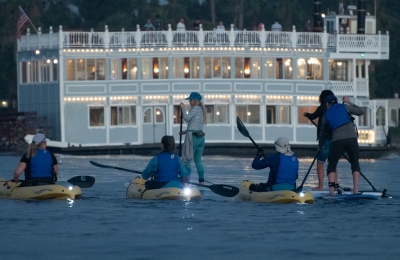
[180, 102, 185, 109]
[179, 131, 186, 135]
[11, 178, 19, 183]
[256, 145, 264, 158]
[342, 96, 353, 105]
[303, 112, 310, 118]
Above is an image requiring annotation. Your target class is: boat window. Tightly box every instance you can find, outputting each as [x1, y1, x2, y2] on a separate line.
[265, 59, 274, 79]
[251, 58, 261, 79]
[191, 57, 200, 78]
[297, 106, 318, 124]
[204, 57, 212, 78]
[155, 108, 164, 123]
[184, 57, 190, 78]
[358, 107, 369, 127]
[111, 106, 136, 126]
[329, 60, 347, 81]
[205, 105, 229, 124]
[20, 62, 28, 83]
[52, 60, 58, 81]
[76, 59, 85, 80]
[143, 108, 152, 124]
[66, 59, 75, 81]
[142, 58, 150, 79]
[266, 105, 291, 124]
[236, 105, 260, 124]
[152, 58, 159, 79]
[128, 58, 137, 79]
[40, 60, 50, 82]
[110, 59, 119, 80]
[173, 57, 183, 78]
[89, 106, 104, 127]
[235, 57, 243, 78]
[222, 57, 230, 78]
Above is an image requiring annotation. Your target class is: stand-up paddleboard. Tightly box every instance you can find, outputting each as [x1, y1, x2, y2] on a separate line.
[308, 188, 386, 198]
[321, 194, 378, 200]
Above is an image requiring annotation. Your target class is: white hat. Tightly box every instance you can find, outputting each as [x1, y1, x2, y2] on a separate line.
[274, 137, 294, 155]
[32, 133, 49, 144]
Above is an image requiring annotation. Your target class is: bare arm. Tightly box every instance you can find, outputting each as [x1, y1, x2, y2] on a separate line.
[13, 162, 26, 181]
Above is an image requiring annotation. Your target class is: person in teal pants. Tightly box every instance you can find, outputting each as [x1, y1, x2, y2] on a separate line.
[180, 92, 206, 184]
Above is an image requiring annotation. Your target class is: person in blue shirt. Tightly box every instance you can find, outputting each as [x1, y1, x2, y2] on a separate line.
[12, 133, 58, 186]
[142, 135, 189, 189]
[249, 137, 299, 191]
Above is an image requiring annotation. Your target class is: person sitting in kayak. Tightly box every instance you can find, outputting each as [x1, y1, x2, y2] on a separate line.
[249, 137, 299, 192]
[12, 133, 58, 186]
[142, 135, 189, 189]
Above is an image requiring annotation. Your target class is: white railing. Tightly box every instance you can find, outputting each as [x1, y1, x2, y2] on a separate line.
[356, 78, 369, 97]
[18, 25, 390, 57]
[329, 81, 355, 96]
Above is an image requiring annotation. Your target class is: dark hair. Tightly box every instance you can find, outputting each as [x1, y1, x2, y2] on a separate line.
[161, 135, 175, 154]
[319, 90, 334, 104]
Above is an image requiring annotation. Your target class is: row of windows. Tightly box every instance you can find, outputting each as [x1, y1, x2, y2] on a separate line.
[90, 104, 369, 128]
[62, 57, 350, 82]
[89, 104, 322, 127]
[20, 60, 58, 83]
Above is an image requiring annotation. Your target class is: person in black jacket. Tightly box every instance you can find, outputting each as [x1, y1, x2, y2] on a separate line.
[303, 90, 337, 190]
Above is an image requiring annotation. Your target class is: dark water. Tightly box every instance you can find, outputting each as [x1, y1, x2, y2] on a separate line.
[1, 153, 400, 260]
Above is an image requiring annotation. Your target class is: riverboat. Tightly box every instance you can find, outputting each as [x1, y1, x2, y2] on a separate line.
[16, 1, 389, 149]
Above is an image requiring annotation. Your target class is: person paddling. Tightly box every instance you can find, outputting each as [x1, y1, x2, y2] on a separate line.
[12, 133, 58, 186]
[303, 90, 338, 191]
[141, 135, 189, 189]
[180, 92, 206, 184]
[249, 137, 299, 191]
[319, 95, 364, 195]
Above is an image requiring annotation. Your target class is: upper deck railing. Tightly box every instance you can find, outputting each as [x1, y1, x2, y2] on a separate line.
[18, 24, 389, 58]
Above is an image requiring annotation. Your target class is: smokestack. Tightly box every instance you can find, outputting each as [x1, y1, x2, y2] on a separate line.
[357, 0, 366, 34]
[314, 0, 322, 31]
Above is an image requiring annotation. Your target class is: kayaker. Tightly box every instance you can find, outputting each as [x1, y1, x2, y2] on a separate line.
[179, 92, 206, 184]
[142, 135, 189, 189]
[303, 89, 338, 191]
[319, 95, 364, 196]
[12, 133, 58, 186]
[250, 137, 299, 191]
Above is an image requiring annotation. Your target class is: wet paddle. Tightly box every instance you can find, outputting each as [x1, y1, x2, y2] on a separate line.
[67, 176, 95, 188]
[89, 161, 239, 197]
[236, 116, 258, 147]
[294, 151, 319, 193]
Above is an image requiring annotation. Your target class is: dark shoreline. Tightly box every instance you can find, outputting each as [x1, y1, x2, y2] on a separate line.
[43, 143, 399, 159]
[1, 143, 396, 159]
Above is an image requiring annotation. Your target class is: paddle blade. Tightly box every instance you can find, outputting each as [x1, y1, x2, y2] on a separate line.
[67, 176, 95, 188]
[236, 116, 250, 138]
[209, 184, 239, 197]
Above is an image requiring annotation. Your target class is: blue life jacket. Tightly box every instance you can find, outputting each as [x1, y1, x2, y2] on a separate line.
[30, 150, 53, 178]
[157, 153, 179, 182]
[276, 154, 298, 185]
[325, 104, 351, 130]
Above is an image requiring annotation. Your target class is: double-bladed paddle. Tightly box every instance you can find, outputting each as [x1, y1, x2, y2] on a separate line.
[89, 161, 239, 197]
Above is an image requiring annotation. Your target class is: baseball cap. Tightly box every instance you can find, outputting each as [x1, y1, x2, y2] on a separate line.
[185, 92, 202, 101]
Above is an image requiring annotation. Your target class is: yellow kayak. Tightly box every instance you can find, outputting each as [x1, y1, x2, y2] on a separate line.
[0, 178, 82, 200]
[238, 180, 315, 204]
[126, 176, 201, 201]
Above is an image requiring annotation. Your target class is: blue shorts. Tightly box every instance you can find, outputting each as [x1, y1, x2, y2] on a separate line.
[318, 139, 331, 163]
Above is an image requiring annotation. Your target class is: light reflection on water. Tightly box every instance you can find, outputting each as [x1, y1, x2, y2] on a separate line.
[0, 153, 399, 259]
